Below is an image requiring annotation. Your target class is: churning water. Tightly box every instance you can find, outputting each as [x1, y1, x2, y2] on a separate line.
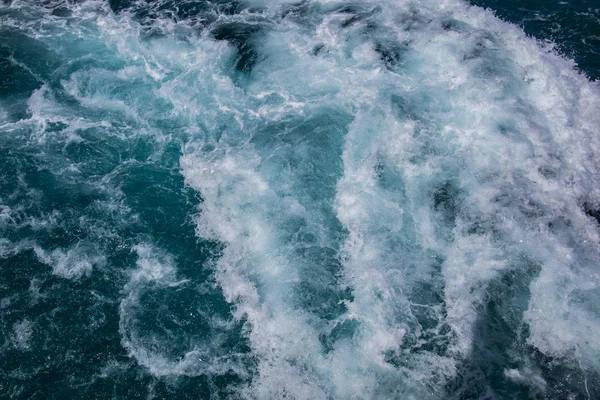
[1, 0, 600, 398]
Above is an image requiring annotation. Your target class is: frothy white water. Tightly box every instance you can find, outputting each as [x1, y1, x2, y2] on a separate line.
[11, 319, 33, 350]
[181, 0, 600, 397]
[2, 0, 599, 397]
[34, 244, 106, 279]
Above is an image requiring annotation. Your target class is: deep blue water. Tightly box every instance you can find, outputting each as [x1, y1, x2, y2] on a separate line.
[1, 0, 599, 399]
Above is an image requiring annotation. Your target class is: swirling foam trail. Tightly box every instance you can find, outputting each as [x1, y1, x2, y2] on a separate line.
[178, 0, 600, 398]
[1, 0, 599, 398]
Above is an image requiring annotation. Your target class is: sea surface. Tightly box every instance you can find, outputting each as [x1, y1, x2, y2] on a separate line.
[1, 0, 599, 399]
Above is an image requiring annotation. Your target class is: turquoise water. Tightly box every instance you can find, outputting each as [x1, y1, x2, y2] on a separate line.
[1, 0, 599, 398]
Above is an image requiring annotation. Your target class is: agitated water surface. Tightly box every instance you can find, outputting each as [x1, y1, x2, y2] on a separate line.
[1, 0, 600, 398]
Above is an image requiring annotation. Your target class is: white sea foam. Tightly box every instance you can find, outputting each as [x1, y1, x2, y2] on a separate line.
[180, 0, 600, 397]
[34, 244, 106, 279]
[12, 319, 33, 350]
[504, 366, 547, 392]
[2, 0, 599, 397]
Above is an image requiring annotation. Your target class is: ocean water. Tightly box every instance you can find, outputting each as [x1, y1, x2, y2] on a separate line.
[0, 0, 599, 399]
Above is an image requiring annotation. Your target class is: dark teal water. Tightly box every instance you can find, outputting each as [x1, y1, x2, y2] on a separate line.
[471, 0, 600, 80]
[1, 1, 599, 399]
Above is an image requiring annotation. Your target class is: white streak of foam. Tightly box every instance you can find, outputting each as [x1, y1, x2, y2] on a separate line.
[12, 319, 33, 350]
[34, 244, 105, 280]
